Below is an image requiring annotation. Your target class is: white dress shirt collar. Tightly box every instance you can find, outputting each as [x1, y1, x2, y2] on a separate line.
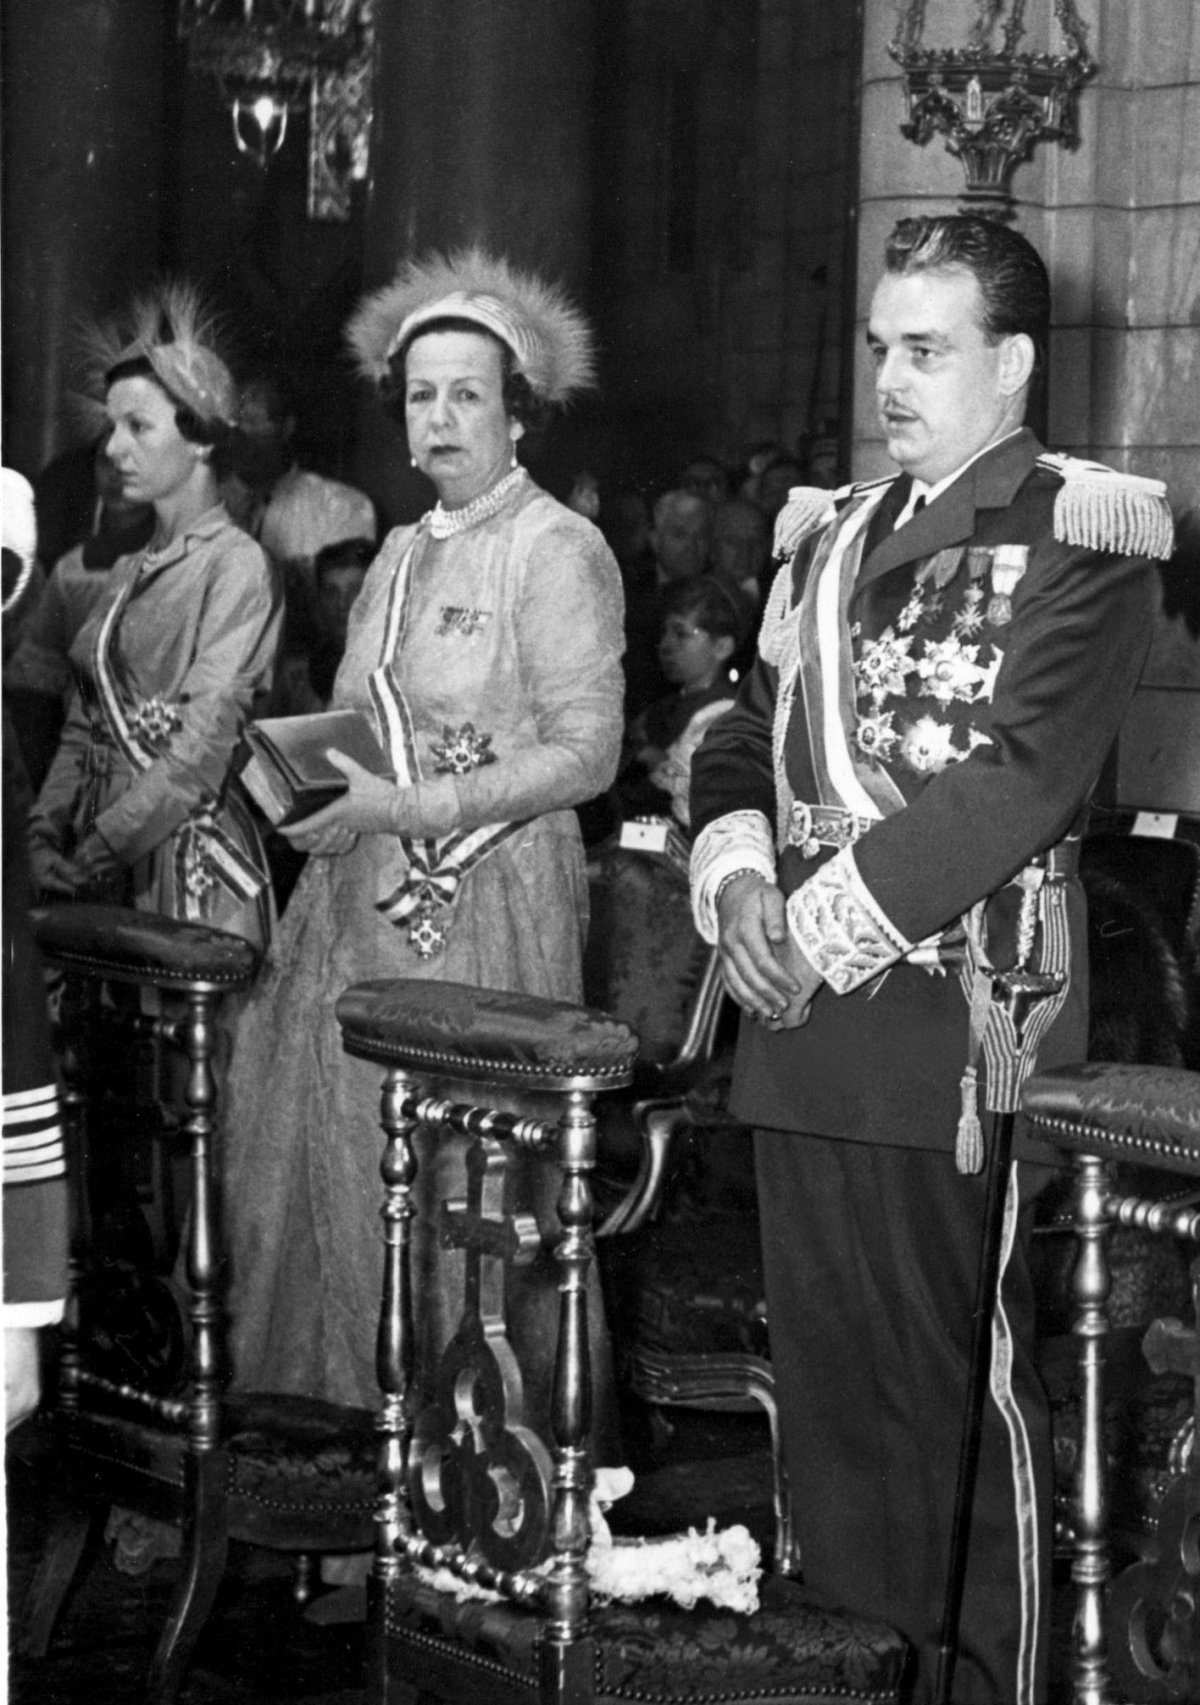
[892, 428, 1023, 530]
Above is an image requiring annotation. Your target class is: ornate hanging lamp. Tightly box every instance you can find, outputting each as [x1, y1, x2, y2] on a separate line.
[889, 0, 1097, 216]
[177, 0, 375, 221]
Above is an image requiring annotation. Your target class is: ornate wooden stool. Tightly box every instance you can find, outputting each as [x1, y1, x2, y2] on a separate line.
[18, 904, 377, 1704]
[338, 976, 909, 1705]
[1023, 1061, 1200, 1705]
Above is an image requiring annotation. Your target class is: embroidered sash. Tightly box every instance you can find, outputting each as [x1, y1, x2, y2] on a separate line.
[772, 485, 902, 844]
[369, 527, 525, 957]
[91, 572, 267, 922]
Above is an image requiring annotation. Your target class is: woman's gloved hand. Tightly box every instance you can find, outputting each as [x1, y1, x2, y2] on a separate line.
[281, 752, 458, 849]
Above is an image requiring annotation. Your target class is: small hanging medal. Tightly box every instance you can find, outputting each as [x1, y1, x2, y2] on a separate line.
[986, 544, 1028, 626]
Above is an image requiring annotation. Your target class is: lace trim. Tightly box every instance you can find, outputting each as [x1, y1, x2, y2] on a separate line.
[690, 810, 776, 943]
[786, 847, 912, 994]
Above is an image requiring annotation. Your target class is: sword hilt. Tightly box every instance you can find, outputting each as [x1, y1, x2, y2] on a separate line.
[991, 966, 1065, 1047]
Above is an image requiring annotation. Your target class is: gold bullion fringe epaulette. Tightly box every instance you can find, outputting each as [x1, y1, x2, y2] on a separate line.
[1038, 453, 1175, 562]
[771, 475, 896, 562]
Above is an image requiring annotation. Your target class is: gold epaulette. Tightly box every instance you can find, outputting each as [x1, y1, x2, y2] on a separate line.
[1037, 453, 1175, 561]
[771, 475, 896, 562]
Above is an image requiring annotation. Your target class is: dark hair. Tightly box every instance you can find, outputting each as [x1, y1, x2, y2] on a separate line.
[883, 214, 1051, 374]
[379, 315, 550, 431]
[314, 536, 377, 582]
[663, 574, 747, 647]
[105, 354, 236, 479]
[238, 369, 297, 425]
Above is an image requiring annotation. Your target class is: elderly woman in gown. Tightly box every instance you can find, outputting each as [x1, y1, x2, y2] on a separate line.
[224, 252, 626, 1420]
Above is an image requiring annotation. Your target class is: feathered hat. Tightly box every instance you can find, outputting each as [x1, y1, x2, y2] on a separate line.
[346, 247, 596, 405]
[75, 280, 237, 433]
[1, 468, 37, 616]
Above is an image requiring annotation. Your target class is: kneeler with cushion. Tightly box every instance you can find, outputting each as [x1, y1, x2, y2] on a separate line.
[17, 904, 377, 1705]
[336, 976, 909, 1705]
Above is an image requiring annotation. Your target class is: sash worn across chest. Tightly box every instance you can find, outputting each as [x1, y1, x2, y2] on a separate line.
[762, 485, 900, 847]
[90, 566, 266, 920]
[369, 526, 525, 959]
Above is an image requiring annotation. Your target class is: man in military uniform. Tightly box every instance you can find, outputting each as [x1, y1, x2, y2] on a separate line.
[689, 215, 1172, 1704]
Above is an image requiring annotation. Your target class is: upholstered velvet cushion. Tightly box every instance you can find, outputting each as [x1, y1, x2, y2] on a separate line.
[1022, 1063, 1200, 1171]
[35, 901, 259, 989]
[224, 1392, 377, 1507]
[384, 1569, 909, 1703]
[336, 977, 639, 1086]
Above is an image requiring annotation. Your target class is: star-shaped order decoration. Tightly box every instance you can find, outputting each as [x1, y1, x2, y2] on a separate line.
[430, 722, 498, 776]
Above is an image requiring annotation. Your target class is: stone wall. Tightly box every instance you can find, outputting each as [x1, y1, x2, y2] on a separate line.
[853, 1, 1199, 512]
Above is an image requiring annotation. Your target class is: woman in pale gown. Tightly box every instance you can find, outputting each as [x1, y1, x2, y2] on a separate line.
[27, 284, 279, 948]
[224, 252, 625, 1422]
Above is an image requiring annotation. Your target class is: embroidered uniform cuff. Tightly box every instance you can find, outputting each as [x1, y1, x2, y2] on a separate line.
[690, 810, 776, 944]
[786, 846, 913, 994]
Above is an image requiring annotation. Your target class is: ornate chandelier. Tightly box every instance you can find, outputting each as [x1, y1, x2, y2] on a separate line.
[889, 0, 1097, 214]
[177, 0, 375, 221]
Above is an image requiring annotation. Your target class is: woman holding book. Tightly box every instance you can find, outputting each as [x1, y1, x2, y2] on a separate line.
[27, 284, 281, 948]
[223, 251, 625, 1413]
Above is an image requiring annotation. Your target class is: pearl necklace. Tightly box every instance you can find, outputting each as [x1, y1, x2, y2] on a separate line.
[429, 465, 527, 539]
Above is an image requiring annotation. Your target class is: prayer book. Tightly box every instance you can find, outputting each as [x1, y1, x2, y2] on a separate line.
[240, 709, 393, 827]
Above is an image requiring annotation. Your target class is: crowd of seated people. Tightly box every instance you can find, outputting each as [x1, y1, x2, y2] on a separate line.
[579, 429, 838, 843]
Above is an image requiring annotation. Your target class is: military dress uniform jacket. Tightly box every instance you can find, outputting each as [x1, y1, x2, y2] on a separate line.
[689, 429, 1166, 1158]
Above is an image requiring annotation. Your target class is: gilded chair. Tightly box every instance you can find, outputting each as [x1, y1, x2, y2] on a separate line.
[17, 903, 377, 1704]
[1023, 1061, 1200, 1705]
[583, 845, 793, 1569]
[337, 974, 909, 1705]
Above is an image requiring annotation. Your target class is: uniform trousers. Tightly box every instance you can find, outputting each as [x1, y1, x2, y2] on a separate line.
[754, 1127, 1055, 1705]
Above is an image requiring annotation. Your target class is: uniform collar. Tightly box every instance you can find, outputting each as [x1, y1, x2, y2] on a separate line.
[856, 427, 1041, 591]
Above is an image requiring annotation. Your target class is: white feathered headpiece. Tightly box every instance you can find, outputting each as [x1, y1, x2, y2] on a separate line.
[346, 247, 596, 405]
[75, 280, 237, 433]
[1, 467, 37, 616]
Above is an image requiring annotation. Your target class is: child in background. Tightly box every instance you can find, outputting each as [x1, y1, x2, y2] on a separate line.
[617, 575, 745, 830]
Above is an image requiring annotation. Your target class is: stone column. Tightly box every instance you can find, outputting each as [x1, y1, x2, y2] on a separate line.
[2, 0, 165, 478]
[354, 0, 598, 519]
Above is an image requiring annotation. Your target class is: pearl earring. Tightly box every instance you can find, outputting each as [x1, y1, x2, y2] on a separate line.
[410, 455, 417, 468]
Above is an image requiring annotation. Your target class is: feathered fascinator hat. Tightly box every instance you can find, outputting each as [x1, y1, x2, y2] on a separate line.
[75, 280, 237, 433]
[346, 247, 596, 405]
[1, 468, 37, 616]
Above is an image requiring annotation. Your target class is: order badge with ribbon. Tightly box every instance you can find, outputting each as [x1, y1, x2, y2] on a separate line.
[986, 545, 1028, 626]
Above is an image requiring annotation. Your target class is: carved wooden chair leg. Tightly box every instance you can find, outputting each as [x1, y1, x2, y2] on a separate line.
[1024, 1062, 1200, 1705]
[147, 1452, 230, 1704]
[1070, 1149, 1116, 1705]
[15, 1491, 101, 1659]
[142, 985, 229, 1704]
